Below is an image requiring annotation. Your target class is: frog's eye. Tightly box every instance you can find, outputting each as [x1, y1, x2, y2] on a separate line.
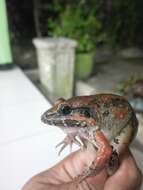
[59, 105, 71, 115]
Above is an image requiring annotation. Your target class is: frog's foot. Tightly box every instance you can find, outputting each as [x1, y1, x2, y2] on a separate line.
[106, 148, 119, 176]
[74, 164, 98, 184]
[56, 134, 82, 155]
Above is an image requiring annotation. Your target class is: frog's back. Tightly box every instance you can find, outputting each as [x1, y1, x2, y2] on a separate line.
[66, 93, 138, 139]
[90, 94, 138, 140]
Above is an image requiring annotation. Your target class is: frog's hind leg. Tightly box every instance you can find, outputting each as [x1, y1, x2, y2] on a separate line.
[111, 119, 137, 155]
[107, 119, 138, 175]
[106, 148, 119, 176]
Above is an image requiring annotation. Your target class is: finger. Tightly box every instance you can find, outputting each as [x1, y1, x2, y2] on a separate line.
[86, 169, 108, 190]
[28, 148, 100, 186]
[104, 149, 142, 190]
[51, 148, 108, 186]
[55, 147, 97, 178]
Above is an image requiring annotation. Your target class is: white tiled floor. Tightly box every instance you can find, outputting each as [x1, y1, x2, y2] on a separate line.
[0, 68, 70, 190]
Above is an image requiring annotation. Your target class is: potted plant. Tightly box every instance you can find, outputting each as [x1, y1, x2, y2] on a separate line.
[32, 1, 77, 100]
[48, 2, 101, 79]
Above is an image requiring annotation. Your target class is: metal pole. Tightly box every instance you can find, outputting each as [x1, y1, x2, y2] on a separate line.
[0, 0, 13, 69]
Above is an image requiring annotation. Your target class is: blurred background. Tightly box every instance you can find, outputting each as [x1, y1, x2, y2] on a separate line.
[6, 0, 143, 103]
[0, 0, 143, 189]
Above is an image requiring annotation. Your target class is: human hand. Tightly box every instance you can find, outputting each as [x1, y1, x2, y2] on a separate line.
[22, 148, 142, 190]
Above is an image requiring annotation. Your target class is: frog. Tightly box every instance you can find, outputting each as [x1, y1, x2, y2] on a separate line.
[41, 94, 138, 182]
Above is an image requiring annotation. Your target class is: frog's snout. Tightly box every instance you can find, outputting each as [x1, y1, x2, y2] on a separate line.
[41, 111, 53, 125]
[41, 112, 46, 123]
[41, 109, 66, 126]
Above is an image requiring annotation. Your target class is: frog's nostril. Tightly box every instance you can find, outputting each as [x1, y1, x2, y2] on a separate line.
[41, 111, 55, 125]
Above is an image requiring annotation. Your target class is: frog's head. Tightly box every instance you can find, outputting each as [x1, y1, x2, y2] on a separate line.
[41, 96, 98, 131]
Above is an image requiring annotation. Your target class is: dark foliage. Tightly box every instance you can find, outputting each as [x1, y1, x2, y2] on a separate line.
[6, 0, 143, 47]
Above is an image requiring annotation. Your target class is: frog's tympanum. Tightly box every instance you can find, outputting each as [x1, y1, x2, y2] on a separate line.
[41, 94, 138, 183]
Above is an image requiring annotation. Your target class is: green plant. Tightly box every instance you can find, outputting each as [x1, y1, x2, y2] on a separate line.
[47, 0, 141, 49]
[48, 1, 101, 52]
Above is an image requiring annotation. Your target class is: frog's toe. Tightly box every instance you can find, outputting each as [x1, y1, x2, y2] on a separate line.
[56, 138, 70, 155]
[106, 149, 119, 176]
[57, 143, 67, 156]
[56, 135, 82, 155]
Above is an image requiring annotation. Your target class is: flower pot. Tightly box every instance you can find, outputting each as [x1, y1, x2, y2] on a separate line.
[75, 52, 94, 80]
[33, 37, 77, 100]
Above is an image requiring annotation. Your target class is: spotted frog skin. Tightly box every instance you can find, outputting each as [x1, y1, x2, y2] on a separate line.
[41, 94, 138, 181]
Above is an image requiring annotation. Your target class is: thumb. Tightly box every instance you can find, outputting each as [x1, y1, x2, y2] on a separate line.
[57, 147, 97, 179]
[52, 146, 108, 183]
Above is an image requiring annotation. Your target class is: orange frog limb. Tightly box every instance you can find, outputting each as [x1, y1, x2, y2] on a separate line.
[75, 131, 113, 182]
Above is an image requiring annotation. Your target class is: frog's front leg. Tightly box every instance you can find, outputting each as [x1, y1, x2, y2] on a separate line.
[75, 130, 113, 182]
[56, 133, 82, 155]
[107, 118, 138, 175]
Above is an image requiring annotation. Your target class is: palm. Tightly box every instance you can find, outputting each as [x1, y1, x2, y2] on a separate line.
[22, 149, 142, 190]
